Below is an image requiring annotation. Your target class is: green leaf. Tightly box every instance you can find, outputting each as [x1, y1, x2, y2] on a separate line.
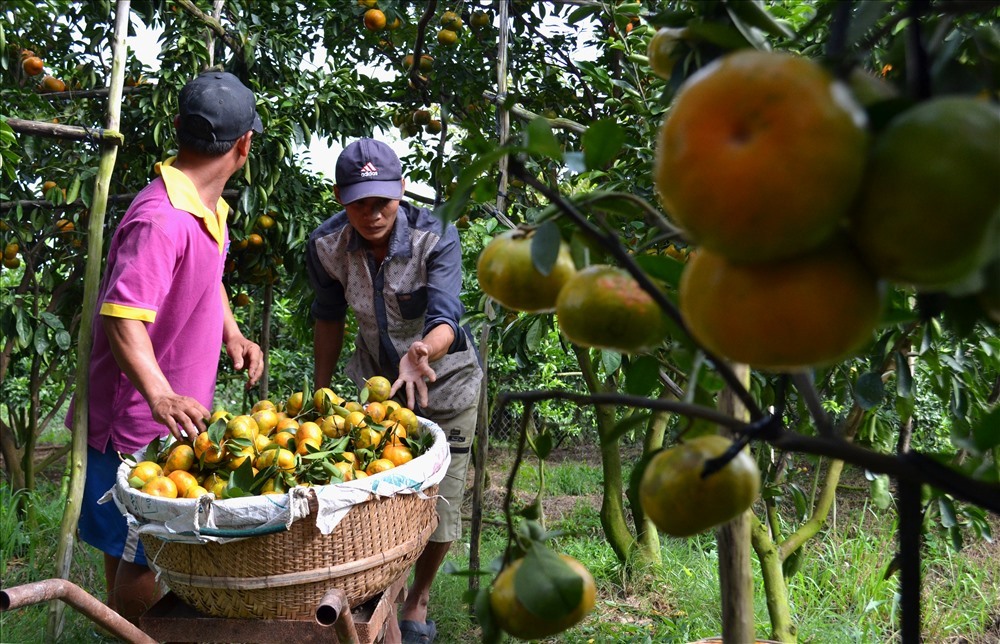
[895, 393, 914, 426]
[15, 309, 31, 347]
[530, 220, 563, 275]
[624, 355, 661, 396]
[474, 586, 502, 644]
[601, 349, 622, 375]
[684, 20, 752, 50]
[725, 0, 794, 39]
[533, 430, 553, 459]
[846, 1, 894, 47]
[870, 474, 892, 510]
[787, 483, 809, 520]
[582, 119, 624, 170]
[33, 329, 49, 355]
[208, 418, 227, 444]
[894, 350, 912, 397]
[938, 496, 958, 528]
[972, 408, 1000, 451]
[635, 253, 684, 289]
[514, 546, 582, 620]
[524, 117, 562, 161]
[853, 372, 884, 410]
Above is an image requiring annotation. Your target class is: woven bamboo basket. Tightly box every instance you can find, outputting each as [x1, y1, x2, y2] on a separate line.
[139, 486, 438, 620]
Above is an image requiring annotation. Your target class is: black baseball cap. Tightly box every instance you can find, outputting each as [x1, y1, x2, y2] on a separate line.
[177, 71, 263, 143]
[335, 138, 404, 204]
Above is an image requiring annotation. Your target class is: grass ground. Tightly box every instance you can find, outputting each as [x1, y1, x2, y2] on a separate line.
[2, 441, 999, 643]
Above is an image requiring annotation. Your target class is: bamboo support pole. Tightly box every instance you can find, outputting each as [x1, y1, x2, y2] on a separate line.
[6, 118, 124, 145]
[48, 1, 130, 639]
[482, 91, 586, 134]
[716, 363, 755, 643]
[1, 189, 239, 213]
[468, 307, 492, 597]
[494, 0, 511, 215]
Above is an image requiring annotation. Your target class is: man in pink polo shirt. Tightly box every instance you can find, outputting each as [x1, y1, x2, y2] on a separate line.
[73, 70, 264, 624]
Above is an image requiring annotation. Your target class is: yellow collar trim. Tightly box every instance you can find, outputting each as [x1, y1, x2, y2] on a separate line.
[154, 157, 229, 253]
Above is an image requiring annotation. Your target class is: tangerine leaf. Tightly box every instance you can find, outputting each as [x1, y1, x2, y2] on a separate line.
[870, 474, 892, 510]
[684, 19, 751, 49]
[524, 117, 562, 161]
[208, 418, 227, 444]
[853, 371, 884, 409]
[845, 1, 892, 44]
[582, 119, 624, 170]
[525, 316, 546, 351]
[972, 408, 1000, 451]
[894, 350, 912, 397]
[635, 253, 684, 288]
[474, 586, 502, 644]
[788, 483, 809, 520]
[601, 349, 622, 374]
[624, 355, 660, 396]
[949, 525, 964, 552]
[938, 496, 958, 529]
[530, 220, 563, 275]
[514, 546, 582, 620]
[228, 458, 256, 494]
[533, 431, 553, 460]
[895, 393, 915, 426]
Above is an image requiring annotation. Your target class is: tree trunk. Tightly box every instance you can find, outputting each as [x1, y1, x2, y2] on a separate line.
[754, 405, 866, 641]
[597, 425, 636, 563]
[751, 514, 796, 642]
[631, 403, 670, 564]
[574, 345, 636, 563]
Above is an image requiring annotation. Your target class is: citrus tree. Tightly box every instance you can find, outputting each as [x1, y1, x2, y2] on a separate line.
[442, 1, 1000, 641]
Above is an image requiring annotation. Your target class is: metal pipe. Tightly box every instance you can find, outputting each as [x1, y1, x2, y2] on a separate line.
[316, 588, 359, 643]
[1, 579, 157, 644]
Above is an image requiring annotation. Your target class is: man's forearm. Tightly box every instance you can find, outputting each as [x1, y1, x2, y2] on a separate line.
[220, 284, 242, 342]
[421, 323, 456, 362]
[314, 318, 346, 388]
[103, 316, 174, 407]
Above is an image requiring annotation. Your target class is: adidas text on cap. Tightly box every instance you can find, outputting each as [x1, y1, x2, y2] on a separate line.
[177, 71, 264, 143]
[335, 138, 404, 205]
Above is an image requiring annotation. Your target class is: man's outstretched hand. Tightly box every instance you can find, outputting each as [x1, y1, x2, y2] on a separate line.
[391, 341, 437, 409]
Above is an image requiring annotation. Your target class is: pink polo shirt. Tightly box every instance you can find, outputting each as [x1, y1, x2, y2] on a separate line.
[80, 161, 230, 453]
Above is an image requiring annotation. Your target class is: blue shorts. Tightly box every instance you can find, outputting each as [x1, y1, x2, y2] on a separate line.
[79, 445, 147, 566]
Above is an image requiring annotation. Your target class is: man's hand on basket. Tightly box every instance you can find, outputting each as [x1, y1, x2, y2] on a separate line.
[151, 393, 209, 442]
[392, 341, 436, 410]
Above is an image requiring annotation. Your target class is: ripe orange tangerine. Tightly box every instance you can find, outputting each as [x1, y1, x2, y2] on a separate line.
[363, 8, 387, 31]
[555, 265, 669, 354]
[679, 243, 883, 372]
[22, 56, 44, 76]
[654, 50, 868, 263]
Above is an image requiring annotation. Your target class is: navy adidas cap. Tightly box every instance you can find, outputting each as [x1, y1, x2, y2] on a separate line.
[335, 138, 404, 205]
[177, 71, 263, 143]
